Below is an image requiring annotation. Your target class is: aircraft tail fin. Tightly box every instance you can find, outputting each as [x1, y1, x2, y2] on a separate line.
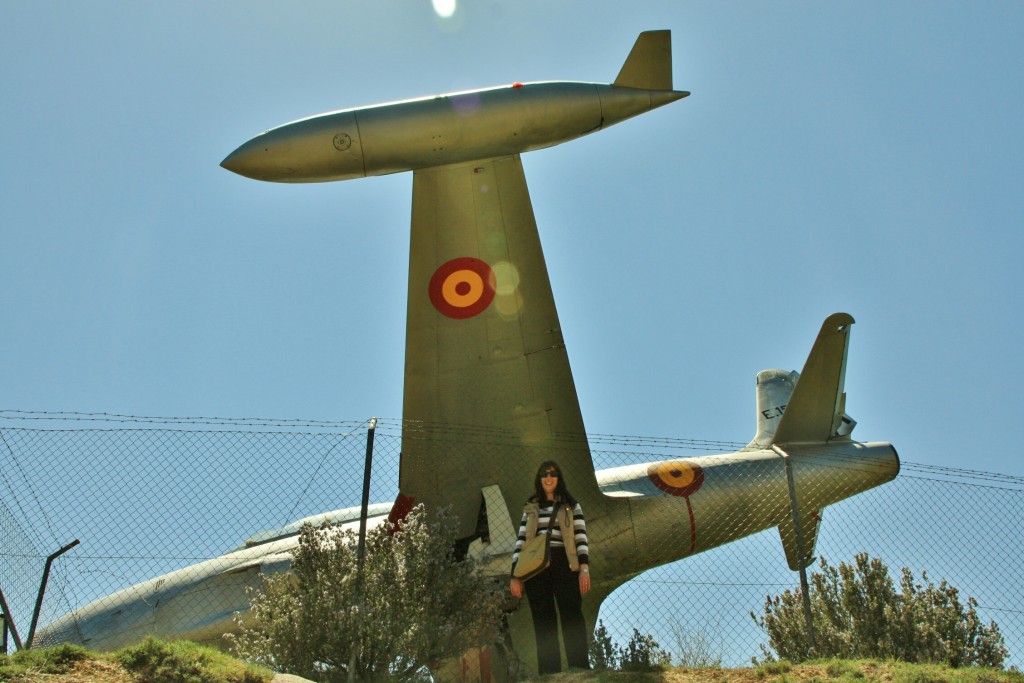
[400, 156, 602, 541]
[771, 313, 858, 445]
[747, 369, 800, 449]
[614, 30, 674, 90]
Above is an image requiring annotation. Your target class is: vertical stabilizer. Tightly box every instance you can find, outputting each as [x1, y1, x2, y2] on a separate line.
[400, 156, 602, 540]
[772, 313, 856, 445]
[614, 30, 673, 91]
[748, 369, 800, 448]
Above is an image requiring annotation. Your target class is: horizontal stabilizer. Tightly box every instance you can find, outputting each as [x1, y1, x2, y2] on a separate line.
[772, 313, 856, 445]
[468, 485, 518, 558]
[779, 510, 821, 571]
[467, 485, 520, 575]
[614, 30, 673, 90]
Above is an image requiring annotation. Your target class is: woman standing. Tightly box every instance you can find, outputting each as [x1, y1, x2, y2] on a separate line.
[509, 460, 591, 673]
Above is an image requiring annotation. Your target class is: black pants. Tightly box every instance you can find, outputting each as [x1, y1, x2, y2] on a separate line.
[524, 549, 589, 673]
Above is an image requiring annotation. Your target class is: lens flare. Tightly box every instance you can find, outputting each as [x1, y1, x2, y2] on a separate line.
[432, 0, 457, 19]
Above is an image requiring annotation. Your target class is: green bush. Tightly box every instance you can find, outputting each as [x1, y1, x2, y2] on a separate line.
[620, 629, 672, 671]
[753, 554, 1008, 668]
[589, 619, 619, 670]
[230, 504, 504, 682]
[587, 619, 671, 671]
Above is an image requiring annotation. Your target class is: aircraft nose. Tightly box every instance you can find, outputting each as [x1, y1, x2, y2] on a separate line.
[220, 145, 250, 176]
[220, 133, 295, 181]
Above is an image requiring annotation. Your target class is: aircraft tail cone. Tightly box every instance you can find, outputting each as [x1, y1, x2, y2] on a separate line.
[653, 90, 690, 107]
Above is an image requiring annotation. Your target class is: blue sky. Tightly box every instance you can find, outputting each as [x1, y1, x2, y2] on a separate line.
[3, 1, 1023, 477]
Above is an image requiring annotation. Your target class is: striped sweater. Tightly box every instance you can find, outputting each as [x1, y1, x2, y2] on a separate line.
[511, 500, 589, 572]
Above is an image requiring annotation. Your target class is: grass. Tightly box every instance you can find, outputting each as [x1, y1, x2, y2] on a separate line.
[750, 659, 1024, 683]
[115, 637, 269, 683]
[0, 643, 90, 680]
[3, 643, 1023, 683]
[525, 659, 1024, 683]
[0, 638, 272, 683]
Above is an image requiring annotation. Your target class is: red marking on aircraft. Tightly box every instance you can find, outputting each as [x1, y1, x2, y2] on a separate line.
[429, 257, 497, 319]
[647, 461, 705, 554]
[647, 461, 705, 497]
[389, 491, 417, 534]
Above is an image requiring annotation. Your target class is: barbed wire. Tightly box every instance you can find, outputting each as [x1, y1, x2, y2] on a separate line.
[2, 409, 1021, 490]
[0, 409, 371, 432]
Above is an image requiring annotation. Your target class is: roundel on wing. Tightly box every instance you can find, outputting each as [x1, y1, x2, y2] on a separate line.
[429, 257, 497, 319]
[647, 460, 705, 497]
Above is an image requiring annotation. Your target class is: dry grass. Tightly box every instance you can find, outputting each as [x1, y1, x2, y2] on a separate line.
[526, 660, 1024, 683]
[5, 646, 1023, 683]
[0, 652, 126, 683]
[21, 658, 130, 683]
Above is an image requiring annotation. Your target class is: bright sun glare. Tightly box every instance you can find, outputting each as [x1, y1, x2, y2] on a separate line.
[432, 0, 457, 19]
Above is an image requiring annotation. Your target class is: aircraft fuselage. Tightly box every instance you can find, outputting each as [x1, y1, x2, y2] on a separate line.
[221, 82, 686, 183]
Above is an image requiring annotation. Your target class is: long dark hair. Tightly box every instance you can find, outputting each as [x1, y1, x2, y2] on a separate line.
[529, 460, 577, 506]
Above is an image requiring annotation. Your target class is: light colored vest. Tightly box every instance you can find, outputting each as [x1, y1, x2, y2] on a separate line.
[523, 500, 580, 571]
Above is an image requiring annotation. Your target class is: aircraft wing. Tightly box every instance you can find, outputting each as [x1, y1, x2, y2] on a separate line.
[398, 155, 600, 539]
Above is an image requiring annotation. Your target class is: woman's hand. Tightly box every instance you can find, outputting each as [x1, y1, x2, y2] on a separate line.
[578, 565, 591, 595]
[510, 577, 524, 598]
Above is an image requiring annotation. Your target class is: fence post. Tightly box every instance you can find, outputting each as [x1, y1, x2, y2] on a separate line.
[774, 445, 817, 656]
[0, 582, 23, 653]
[26, 539, 80, 649]
[348, 417, 377, 683]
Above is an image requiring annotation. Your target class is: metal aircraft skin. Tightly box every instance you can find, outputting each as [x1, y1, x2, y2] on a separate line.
[41, 32, 899, 672]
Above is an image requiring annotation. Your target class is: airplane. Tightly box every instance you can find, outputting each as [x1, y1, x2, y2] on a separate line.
[39, 31, 899, 677]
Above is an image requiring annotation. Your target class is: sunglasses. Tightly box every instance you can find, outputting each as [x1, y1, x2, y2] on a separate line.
[541, 469, 559, 477]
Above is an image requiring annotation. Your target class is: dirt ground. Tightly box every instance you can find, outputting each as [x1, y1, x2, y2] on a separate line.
[14, 658, 130, 683]
[532, 667, 826, 683]
[10, 659, 1023, 683]
[1, 658, 307, 683]
[6, 659, 779, 683]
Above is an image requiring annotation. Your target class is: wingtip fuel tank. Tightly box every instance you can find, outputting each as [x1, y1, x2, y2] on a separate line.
[221, 31, 688, 183]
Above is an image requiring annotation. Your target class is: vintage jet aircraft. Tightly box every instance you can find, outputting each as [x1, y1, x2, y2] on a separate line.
[41, 32, 898, 674]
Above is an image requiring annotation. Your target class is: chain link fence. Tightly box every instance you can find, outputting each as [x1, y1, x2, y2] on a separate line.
[2, 412, 1022, 670]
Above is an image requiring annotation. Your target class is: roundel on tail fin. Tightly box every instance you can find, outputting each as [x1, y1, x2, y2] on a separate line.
[429, 257, 496, 319]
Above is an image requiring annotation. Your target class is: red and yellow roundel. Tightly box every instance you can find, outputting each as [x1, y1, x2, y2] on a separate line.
[429, 257, 497, 319]
[647, 460, 705, 497]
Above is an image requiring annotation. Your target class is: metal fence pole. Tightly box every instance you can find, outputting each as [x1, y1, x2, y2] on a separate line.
[356, 418, 377, 575]
[775, 445, 817, 656]
[0, 583, 23, 653]
[26, 539, 80, 649]
[348, 417, 377, 683]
